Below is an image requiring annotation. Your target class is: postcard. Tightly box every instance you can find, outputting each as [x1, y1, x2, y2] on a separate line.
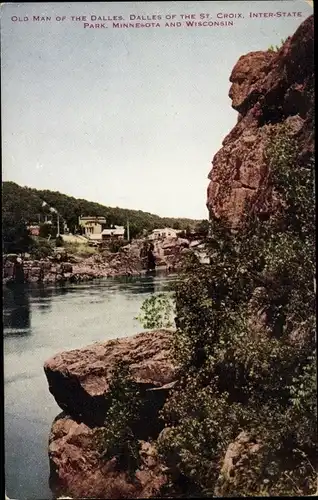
[2, 1, 315, 499]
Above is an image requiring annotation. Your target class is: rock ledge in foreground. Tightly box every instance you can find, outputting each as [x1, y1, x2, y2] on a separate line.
[44, 329, 176, 426]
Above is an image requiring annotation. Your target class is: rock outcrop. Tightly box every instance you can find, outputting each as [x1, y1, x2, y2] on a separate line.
[45, 329, 176, 498]
[128, 238, 189, 271]
[44, 329, 176, 427]
[49, 414, 167, 499]
[207, 15, 314, 227]
[214, 431, 263, 496]
[3, 238, 188, 286]
[44, 16, 314, 499]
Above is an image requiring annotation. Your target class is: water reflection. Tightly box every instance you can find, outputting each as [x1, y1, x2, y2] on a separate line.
[3, 284, 31, 334]
[2, 271, 176, 336]
[112, 271, 176, 295]
[31, 283, 55, 313]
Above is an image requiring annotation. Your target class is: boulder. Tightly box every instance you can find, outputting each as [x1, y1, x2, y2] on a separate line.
[161, 237, 189, 250]
[61, 263, 73, 274]
[214, 431, 262, 496]
[49, 413, 167, 499]
[44, 329, 176, 426]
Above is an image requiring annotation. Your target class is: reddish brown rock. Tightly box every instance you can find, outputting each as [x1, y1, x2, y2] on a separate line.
[207, 15, 314, 227]
[214, 431, 263, 496]
[44, 329, 176, 426]
[49, 413, 167, 499]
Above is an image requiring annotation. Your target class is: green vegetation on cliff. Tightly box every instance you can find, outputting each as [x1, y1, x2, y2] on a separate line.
[94, 361, 143, 475]
[135, 293, 176, 329]
[123, 124, 316, 496]
[157, 124, 316, 496]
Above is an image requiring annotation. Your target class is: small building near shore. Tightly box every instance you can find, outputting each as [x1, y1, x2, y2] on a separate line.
[101, 226, 125, 240]
[78, 216, 107, 237]
[149, 227, 182, 240]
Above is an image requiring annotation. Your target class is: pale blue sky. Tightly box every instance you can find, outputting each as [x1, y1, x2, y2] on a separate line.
[1, 1, 312, 218]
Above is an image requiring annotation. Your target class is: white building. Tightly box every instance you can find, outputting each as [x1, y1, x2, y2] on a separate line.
[78, 216, 107, 237]
[101, 226, 125, 240]
[149, 228, 182, 240]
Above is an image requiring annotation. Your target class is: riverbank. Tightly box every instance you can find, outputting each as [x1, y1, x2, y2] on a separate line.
[3, 237, 190, 286]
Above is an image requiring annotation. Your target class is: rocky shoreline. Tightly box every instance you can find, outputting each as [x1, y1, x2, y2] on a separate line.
[3, 237, 190, 286]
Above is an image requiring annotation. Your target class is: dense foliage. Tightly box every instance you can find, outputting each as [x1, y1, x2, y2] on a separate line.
[157, 124, 316, 496]
[135, 293, 176, 329]
[2, 182, 201, 248]
[29, 237, 55, 260]
[2, 212, 33, 254]
[94, 361, 143, 475]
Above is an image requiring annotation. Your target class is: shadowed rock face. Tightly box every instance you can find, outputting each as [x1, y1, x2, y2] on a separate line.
[44, 329, 176, 427]
[207, 15, 314, 227]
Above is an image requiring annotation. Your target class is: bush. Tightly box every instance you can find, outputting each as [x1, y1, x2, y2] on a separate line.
[39, 222, 57, 239]
[94, 361, 142, 475]
[29, 237, 54, 259]
[157, 124, 316, 496]
[135, 292, 176, 329]
[268, 38, 286, 52]
[2, 215, 33, 254]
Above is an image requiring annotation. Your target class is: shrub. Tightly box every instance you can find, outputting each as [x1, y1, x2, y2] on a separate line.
[157, 124, 316, 496]
[135, 292, 176, 329]
[94, 361, 142, 475]
[268, 38, 287, 52]
[2, 215, 33, 255]
[39, 222, 57, 239]
[29, 237, 54, 259]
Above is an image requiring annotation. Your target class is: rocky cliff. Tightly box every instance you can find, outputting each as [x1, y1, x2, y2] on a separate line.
[207, 15, 314, 227]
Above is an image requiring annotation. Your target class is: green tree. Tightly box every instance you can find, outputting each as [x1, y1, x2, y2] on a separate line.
[29, 237, 54, 259]
[39, 222, 57, 239]
[2, 213, 32, 254]
[195, 219, 210, 238]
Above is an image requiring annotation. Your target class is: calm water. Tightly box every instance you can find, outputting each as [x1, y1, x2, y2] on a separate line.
[4, 272, 175, 500]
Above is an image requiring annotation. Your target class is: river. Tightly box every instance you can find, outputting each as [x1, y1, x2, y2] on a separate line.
[3, 271, 175, 500]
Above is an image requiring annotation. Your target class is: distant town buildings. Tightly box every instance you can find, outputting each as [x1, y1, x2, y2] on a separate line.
[28, 215, 182, 244]
[149, 227, 182, 240]
[78, 216, 107, 238]
[102, 226, 125, 240]
[77, 216, 125, 242]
